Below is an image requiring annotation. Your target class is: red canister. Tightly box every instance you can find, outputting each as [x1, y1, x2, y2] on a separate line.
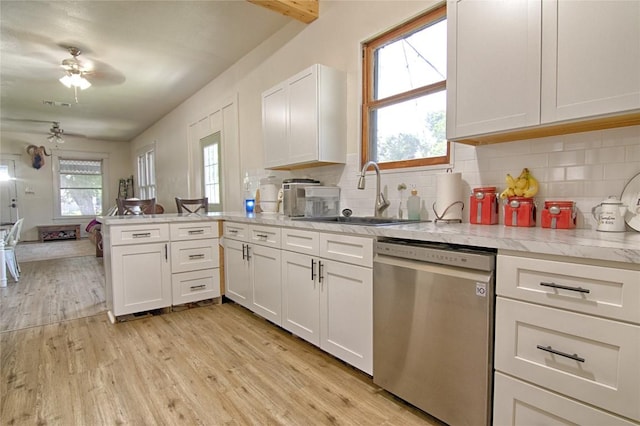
[504, 197, 536, 227]
[470, 187, 499, 225]
[541, 201, 576, 229]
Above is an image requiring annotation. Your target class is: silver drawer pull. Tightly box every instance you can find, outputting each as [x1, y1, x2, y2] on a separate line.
[228, 229, 238, 234]
[539, 282, 590, 294]
[536, 345, 585, 363]
[132, 232, 151, 238]
[188, 229, 205, 235]
[256, 233, 268, 239]
[188, 254, 205, 260]
[190, 284, 206, 290]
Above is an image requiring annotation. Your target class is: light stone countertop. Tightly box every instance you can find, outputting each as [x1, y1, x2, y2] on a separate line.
[100, 212, 640, 265]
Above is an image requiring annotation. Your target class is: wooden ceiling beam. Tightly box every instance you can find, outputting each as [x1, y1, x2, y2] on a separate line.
[248, 0, 318, 24]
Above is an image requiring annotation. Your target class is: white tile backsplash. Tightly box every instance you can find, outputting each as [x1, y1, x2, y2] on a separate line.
[262, 125, 640, 229]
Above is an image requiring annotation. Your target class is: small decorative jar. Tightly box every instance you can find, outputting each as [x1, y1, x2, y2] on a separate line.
[541, 200, 576, 229]
[504, 197, 536, 227]
[470, 187, 499, 225]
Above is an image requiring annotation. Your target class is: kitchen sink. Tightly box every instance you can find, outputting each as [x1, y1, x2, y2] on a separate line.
[292, 216, 425, 226]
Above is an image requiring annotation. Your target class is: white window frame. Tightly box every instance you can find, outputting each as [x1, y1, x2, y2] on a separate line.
[201, 132, 223, 212]
[52, 151, 109, 219]
[136, 143, 156, 199]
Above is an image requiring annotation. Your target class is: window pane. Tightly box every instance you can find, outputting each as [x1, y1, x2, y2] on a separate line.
[375, 18, 447, 100]
[60, 189, 102, 215]
[372, 90, 447, 163]
[60, 174, 102, 188]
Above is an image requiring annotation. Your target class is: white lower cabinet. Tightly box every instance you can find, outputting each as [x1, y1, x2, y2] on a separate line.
[105, 223, 172, 319]
[105, 220, 222, 322]
[281, 228, 373, 374]
[169, 222, 220, 305]
[223, 222, 282, 325]
[494, 252, 640, 424]
[494, 372, 638, 426]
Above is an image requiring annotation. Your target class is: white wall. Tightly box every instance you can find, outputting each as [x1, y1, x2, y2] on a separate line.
[137, 1, 640, 229]
[0, 133, 131, 241]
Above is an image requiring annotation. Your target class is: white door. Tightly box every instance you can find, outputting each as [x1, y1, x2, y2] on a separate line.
[287, 67, 317, 164]
[0, 159, 18, 224]
[281, 251, 320, 345]
[224, 238, 251, 308]
[251, 244, 282, 325]
[262, 84, 288, 168]
[320, 260, 373, 374]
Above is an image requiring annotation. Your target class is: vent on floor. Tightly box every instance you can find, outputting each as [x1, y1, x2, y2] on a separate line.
[42, 100, 72, 107]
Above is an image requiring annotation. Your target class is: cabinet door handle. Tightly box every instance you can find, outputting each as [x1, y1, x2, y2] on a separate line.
[132, 232, 151, 238]
[164, 243, 168, 260]
[536, 345, 585, 363]
[245, 245, 251, 260]
[189, 254, 205, 260]
[318, 261, 324, 285]
[188, 229, 205, 235]
[539, 282, 590, 294]
[242, 243, 246, 260]
[190, 284, 206, 291]
[311, 259, 316, 281]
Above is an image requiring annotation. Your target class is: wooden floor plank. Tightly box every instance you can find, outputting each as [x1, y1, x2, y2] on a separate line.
[1, 304, 442, 425]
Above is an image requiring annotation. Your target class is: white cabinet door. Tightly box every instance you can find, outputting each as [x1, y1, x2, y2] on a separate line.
[320, 260, 373, 375]
[541, 0, 640, 122]
[111, 242, 171, 316]
[281, 251, 320, 345]
[263, 84, 289, 169]
[447, 0, 541, 139]
[287, 67, 317, 165]
[224, 238, 251, 308]
[250, 244, 282, 325]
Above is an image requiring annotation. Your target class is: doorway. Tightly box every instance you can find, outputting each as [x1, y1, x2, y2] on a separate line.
[0, 159, 19, 225]
[201, 132, 223, 212]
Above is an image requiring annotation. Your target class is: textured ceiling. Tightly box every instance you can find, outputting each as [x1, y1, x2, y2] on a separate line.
[0, 1, 292, 142]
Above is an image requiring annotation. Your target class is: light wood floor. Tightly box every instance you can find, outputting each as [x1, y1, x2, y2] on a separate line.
[0, 255, 105, 332]
[1, 303, 442, 425]
[1, 249, 442, 425]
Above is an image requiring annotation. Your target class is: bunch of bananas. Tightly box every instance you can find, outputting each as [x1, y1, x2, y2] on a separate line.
[500, 168, 539, 199]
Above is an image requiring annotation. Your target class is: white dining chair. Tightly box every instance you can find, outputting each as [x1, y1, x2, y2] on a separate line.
[3, 218, 23, 282]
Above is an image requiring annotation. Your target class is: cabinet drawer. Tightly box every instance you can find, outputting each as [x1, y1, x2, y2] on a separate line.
[493, 372, 637, 426]
[223, 222, 249, 240]
[250, 225, 281, 248]
[320, 233, 373, 267]
[172, 268, 221, 305]
[109, 223, 169, 246]
[170, 221, 218, 241]
[281, 228, 319, 255]
[497, 254, 640, 323]
[495, 298, 640, 421]
[171, 239, 219, 273]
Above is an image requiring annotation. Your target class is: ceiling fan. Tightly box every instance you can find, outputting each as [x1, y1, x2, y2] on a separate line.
[59, 46, 93, 102]
[48, 122, 65, 144]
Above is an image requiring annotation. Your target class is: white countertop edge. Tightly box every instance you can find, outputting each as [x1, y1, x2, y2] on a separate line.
[99, 212, 640, 265]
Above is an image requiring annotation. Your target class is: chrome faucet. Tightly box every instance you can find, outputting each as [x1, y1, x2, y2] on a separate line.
[357, 161, 390, 217]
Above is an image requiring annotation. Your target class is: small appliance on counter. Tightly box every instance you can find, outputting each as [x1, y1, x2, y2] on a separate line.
[259, 176, 281, 213]
[282, 178, 321, 217]
[433, 171, 464, 223]
[304, 186, 340, 217]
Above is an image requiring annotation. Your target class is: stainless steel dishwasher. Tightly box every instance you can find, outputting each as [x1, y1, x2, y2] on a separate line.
[373, 238, 496, 426]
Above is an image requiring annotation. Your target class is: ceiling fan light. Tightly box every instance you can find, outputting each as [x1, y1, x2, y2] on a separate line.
[78, 77, 91, 90]
[59, 74, 73, 88]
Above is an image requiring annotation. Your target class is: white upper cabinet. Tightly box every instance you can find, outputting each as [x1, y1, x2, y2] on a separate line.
[447, 0, 640, 144]
[262, 64, 346, 169]
[541, 0, 640, 123]
[447, 0, 542, 139]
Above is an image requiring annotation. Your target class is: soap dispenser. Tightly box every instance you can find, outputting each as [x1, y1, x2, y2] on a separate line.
[407, 187, 421, 220]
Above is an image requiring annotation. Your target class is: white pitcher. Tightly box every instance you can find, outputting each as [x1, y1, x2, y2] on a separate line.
[592, 196, 628, 232]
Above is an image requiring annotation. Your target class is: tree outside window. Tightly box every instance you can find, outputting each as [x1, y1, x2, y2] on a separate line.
[59, 159, 103, 216]
[362, 5, 449, 170]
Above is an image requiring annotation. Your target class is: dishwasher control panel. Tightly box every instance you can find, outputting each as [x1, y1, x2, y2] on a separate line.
[375, 239, 495, 272]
